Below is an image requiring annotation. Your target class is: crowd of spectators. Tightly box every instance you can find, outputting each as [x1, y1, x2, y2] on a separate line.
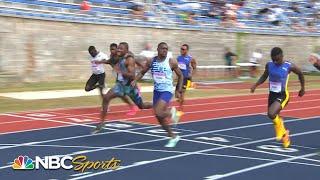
[77, 0, 320, 32]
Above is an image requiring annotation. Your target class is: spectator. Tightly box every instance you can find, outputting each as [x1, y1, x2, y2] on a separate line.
[269, 5, 287, 26]
[290, 18, 304, 31]
[180, 11, 196, 24]
[139, 42, 155, 59]
[224, 47, 237, 77]
[80, 0, 91, 11]
[130, 2, 147, 20]
[220, 4, 238, 27]
[306, 20, 317, 32]
[137, 43, 156, 80]
[289, 2, 301, 14]
[249, 49, 263, 77]
[267, 10, 280, 26]
[306, 0, 317, 9]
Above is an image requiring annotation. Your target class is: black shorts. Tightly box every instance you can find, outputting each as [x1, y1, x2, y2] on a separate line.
[268, 91, 289, 109]
[85, 73, 105, 90]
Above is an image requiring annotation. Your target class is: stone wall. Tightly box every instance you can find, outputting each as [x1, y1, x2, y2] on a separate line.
[1, 16, 319, 83]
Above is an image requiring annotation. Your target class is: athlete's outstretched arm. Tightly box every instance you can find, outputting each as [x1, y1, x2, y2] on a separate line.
[251, 63, 269, 93]
[92, 59, 111, 64]
[290, 63, 305, 97]
[171, 58, 183, 99]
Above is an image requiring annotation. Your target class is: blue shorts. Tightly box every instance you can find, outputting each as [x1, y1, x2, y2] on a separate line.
[153, 91, 173, 106]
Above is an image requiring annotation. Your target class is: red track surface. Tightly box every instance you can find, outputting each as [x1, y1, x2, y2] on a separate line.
[0, 89, 319, 134]
[195, 79, 320, 89]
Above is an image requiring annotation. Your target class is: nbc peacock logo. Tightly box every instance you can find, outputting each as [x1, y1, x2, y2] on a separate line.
[12, 155, 35, 170]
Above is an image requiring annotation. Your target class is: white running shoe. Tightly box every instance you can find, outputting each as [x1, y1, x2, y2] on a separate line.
[165, 135, 181, 148]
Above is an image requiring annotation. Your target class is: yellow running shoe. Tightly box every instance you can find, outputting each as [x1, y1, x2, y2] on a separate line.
[273, 117, 286, 141]
[282, 130, 291, 148]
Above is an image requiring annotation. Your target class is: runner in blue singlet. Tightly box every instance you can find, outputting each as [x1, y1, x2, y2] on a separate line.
[251, 47, 305, 148]
[176, 44, 197, 112]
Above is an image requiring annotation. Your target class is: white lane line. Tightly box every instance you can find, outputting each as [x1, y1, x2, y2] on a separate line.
[67, 129, 320, 180]
[1, 143, 318, 168]
[204, 153, 318, 180]
[1, 115, 316, 171]
[211, 133, 252, 140]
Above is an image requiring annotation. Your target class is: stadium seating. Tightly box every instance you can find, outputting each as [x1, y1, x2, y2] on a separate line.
[0, 0, 320, 35]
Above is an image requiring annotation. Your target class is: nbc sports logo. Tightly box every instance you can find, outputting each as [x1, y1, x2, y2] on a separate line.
[12, 155, 121, 171]
[12, 155, 34, 170]
[12, 155, 72, 170]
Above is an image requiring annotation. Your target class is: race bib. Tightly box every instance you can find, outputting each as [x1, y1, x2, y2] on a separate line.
[153, 72, 166, 83]
[178, 63, 187, 70]
[270, 81, 282, 93]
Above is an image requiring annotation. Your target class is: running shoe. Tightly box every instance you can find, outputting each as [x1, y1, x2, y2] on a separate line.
[165, 135, 181, 148]
[282, 130, 291, 148]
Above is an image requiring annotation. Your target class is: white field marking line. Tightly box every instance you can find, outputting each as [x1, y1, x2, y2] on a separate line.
[1, 89, 319, 115]
[2, 114, 167, 138]
[19, 93, 320, 129]
[0, 136, 173, 170]
[0, 110, 263, 136]
[0, 88, 319, 117]
[65, 98, 320, 123]
[1, 115, 203, 151]
[1, 112, 318, 152]
[211, 133, 252, 140]
[0, 124, 77, 136]
[0, 144, 320, 166]
[1, 116, 319, 171]
[0, 122, 160, 151]
[183, 99, 320, 115]
[70, 172, 92, 177]
[0, 119, 39, 125]
[39, 92, 320, 119]
[205, 153, 318, 180]
[180, 112, 266, 125]
[271, 142, 318, 150]
[179, 132, 320, 163]
[104, 147, 320, 167]
[48, 108, 151, 119]
[38, 98, 320, 124]
[0, 143, 99, 149]
[111, 147, 320, 167]
[4, 112, 319, 157]
[68, 129, 320, 180]
[172, 127, 198, 133]
[1, 91, 317, 129]
[3, 143, 318, 167]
